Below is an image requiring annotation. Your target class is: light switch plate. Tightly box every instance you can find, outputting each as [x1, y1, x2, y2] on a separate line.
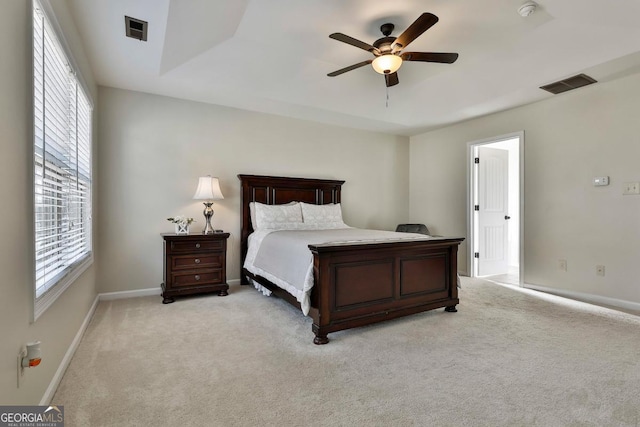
[593, 176, 609, 186]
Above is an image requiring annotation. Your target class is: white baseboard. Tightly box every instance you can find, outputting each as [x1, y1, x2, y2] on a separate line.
[40, 294, 100, 405]
[523, 283, 640, 313]
[99, 280, 241, 300]
[98, 287, 162, 301]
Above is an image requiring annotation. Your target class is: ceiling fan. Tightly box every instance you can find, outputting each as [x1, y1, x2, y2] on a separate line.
[327, 13, 459, 87]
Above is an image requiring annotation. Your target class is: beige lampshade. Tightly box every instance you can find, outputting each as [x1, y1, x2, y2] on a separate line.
[371, 54, 403, 75]
[193, 176, 224, 200]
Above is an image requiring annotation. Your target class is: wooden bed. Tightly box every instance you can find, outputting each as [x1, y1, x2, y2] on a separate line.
[239, 174, 464, 344]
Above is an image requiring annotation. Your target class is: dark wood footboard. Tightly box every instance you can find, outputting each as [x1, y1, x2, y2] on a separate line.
[308, 237, 462, 344]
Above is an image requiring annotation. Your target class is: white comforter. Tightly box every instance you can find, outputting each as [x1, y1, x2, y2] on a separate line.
[243, 228, 431, 315]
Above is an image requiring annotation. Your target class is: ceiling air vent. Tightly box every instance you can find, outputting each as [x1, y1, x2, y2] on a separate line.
[125, 16, 148, 41]
[540, 73, 597, 95]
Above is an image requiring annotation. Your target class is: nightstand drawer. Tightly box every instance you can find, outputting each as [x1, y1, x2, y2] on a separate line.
[171, 254, 222, 270]
[172, 270, 222, 287]
[170, 239, 223, 253]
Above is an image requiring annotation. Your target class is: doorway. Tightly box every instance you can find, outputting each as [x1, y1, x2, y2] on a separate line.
[468, 132, 523, 286]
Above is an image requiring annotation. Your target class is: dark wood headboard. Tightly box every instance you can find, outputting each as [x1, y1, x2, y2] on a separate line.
[237, 174, 345, 282]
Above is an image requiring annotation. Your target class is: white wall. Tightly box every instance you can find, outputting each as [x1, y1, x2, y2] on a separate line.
[410, 72, 640, 305]
[97, 87, 410, 293]
[0, 0, 98, 404]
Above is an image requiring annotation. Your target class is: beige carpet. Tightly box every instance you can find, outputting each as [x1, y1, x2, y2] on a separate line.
[53, 278, 640, 426]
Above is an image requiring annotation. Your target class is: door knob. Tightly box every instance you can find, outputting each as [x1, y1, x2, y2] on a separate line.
[505, 215, 511, 220]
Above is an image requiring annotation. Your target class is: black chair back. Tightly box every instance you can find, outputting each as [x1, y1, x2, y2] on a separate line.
[395, 223, 430, 235]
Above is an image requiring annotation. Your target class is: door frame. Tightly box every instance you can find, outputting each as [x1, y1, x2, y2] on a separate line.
[466, 131, 524, 285]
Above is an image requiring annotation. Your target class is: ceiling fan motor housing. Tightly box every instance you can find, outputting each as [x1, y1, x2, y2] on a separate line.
[373, 36, 396, 54]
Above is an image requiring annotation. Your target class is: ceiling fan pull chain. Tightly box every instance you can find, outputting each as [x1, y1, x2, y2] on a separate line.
[386, 86, 389, 108]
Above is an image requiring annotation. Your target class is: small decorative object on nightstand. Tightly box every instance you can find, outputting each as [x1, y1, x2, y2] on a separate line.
[161, 232, 230, 304]
[167, 216, 196, 235]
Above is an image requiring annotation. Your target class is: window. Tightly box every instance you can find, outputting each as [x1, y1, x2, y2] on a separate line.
[33, 0, 93, 320]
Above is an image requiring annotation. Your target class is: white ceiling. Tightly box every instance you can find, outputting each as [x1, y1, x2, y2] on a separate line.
[67, 0, 640, 136]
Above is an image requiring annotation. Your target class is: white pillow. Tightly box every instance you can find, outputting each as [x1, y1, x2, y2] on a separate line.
[249, 202, 258, 229]
[250, 201, 299, 229]
[300, 203, 347, 229]
[253, 202, 304, 230]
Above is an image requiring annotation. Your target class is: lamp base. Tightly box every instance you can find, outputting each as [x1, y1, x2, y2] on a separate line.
[202, 202, 215, 234]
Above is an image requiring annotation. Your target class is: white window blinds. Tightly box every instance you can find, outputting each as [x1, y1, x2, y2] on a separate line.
[33, 0, 93, 317]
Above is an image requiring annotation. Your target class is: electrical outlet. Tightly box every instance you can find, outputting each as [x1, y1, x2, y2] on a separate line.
[623, 182, 640, 195]
[558, 259, 567, 271]
[596, 265, 605, 276]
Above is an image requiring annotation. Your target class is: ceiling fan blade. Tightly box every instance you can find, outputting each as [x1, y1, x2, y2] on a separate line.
[329, 33, 380, 54]
[401, 52, 459, 64]
[392, 13, 439, 52]
[327, 60, 373, 77]
[385, 72, 399, 87]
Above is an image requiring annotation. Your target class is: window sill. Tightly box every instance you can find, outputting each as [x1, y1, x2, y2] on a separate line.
[33, 255, 93, 322]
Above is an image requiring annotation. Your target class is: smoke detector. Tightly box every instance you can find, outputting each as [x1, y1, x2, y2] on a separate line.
[518, 1, 537, 17]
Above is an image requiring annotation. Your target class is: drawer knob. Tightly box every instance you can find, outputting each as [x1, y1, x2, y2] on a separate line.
[194, 275, 200, 281]
[195, 243, 201, 248]
[194, 258, 201, 264]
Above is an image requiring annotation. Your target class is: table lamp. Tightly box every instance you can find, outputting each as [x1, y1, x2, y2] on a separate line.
[193, 176, 224, 234]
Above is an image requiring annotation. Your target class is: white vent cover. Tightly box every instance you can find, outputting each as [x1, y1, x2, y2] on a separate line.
[125, 16, 148, 41]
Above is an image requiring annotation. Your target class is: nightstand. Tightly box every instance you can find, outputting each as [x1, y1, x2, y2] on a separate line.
[161, 233, 230, 304]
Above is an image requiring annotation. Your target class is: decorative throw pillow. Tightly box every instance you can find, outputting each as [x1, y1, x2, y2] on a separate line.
[254, 202, 304, 230]
[250, 201, 300, 229]
[249, 202, 258, 229]
[300, 203, 347, 229]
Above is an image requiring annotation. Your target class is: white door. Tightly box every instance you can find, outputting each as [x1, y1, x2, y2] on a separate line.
[477, 147, 509, 276]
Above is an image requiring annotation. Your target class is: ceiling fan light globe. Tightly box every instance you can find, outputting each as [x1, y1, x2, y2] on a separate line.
[372, 54, 402, 75]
